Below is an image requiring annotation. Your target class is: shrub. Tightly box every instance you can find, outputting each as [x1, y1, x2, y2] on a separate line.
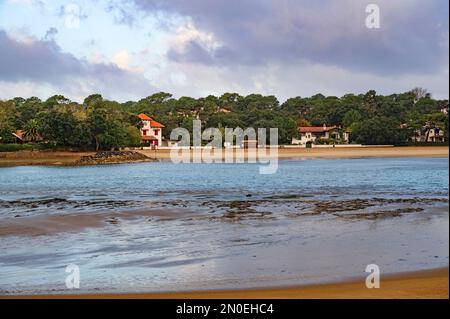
[0, 144, 39, 152]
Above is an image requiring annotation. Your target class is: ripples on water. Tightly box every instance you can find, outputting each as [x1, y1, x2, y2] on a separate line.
[0, 157, 448, 294]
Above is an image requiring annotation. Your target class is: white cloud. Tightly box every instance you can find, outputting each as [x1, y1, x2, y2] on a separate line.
[170, 22, 222, 55]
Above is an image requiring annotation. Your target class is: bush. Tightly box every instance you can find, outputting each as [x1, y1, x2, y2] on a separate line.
[0, 144, 40, 152]
[350, 116, 408, 145]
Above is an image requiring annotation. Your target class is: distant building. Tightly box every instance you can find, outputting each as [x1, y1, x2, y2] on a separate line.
[11, 130, 43, 144]
[292, 124, 348, 145]
[138, 113, 164, 147]
[424, 127, 445, 142]
[411, 126, 446, 142]
[440, 105, 449, 115]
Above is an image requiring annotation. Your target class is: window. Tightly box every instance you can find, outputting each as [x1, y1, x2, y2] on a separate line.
[154, 130, 159, 136]
[143, 130, 147, 136]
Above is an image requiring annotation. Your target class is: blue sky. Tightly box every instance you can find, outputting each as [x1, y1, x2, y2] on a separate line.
[0, 0, 448, 102]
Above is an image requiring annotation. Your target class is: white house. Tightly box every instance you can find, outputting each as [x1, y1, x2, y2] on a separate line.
[292, 124, 348, 145]
[411, 126, 446, 142]
[138, 113, 165, 147]
[424, 127, 445, 142]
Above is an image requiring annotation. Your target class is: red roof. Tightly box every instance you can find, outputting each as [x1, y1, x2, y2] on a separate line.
[299, 126, 338, 133]
[138, 113, 152, 121]
[138, 113, 165, 128]
[12, 130, 24, 140]
[149, 120, 164, 128]
[141, 135, 158, 141]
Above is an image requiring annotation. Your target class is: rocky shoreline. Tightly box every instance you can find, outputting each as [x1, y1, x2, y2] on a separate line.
[73, 151, 155, 166]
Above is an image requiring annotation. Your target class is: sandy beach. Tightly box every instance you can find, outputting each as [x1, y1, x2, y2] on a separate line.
[0, 146, 448, 166]
[3, 267, 448, 299]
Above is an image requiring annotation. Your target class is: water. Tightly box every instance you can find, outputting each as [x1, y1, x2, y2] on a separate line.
[0, 157, 448, 295]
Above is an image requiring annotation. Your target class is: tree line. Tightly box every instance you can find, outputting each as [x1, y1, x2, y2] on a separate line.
[0, 88, 448, 150]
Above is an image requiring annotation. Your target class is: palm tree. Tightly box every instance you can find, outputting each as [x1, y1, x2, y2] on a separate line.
[23, 119, 40, 142]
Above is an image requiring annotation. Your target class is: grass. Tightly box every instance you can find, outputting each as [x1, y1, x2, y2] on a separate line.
[0, 144, 40, 152]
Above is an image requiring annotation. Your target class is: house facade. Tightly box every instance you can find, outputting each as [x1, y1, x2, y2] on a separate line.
[138, 113, 164, 146]
[292, 124, 348, 145]
[411, 127, 446, 143]
[426, 128, 445, 142]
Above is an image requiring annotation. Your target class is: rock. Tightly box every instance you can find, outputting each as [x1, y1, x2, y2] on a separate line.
[74, 151, 154, 166]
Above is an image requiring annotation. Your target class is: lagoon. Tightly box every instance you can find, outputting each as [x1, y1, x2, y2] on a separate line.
[0, 157, 448, 295]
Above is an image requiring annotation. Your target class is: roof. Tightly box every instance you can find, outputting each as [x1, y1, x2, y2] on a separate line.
[299, 126, 338, 133]
[141, 135, 158, 141]
[138, 113, 152, 121]
[12, 130, 44, 142]
[149, 120, 165, 128]
[12, 130, 24, 141]
[137, 113, 165, 128]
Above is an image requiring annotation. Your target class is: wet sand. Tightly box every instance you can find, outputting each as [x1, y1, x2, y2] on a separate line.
[1, 197, 447, 237]
[0, 147, 448, 166]
[0, 209, 196, 237]
[4, 267, 448, 299]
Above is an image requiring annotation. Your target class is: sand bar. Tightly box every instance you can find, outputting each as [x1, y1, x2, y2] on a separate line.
[0, 147, 448, 167]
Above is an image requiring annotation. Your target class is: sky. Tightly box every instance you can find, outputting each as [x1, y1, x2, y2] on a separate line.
[0, 0, 448, 103]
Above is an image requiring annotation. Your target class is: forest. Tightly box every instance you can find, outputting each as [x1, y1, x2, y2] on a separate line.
[0, 88, 448, 150]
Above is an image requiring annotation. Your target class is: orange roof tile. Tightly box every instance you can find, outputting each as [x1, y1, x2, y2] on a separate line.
[138, 113, 152, 121]
[149, 120, 164, 128]
[138, 113, 165, 128]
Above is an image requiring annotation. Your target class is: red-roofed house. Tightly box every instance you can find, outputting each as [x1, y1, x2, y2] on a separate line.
[138, 113, 165, 147]
[11, 130, 43, 144]
[292, 124, 348, 145]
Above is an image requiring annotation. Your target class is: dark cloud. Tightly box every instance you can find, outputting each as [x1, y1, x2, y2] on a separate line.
[44, 27, 58, 40]
[106, 1, 137, 27]
[0, 30, 156, 101]
[0, 30, 83, 83]
[130, 0, 449, 75]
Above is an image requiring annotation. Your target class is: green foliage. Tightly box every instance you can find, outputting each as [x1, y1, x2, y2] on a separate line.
[350, 116, 408, 145]
[343, 109, 363, 128]
[0, 88, 447, 149]
[313, 138, 337, 145]
[23, 119, 40, 141]
[0, 100, 16, 143]
[124, 126, 142, 147]
[38, 110, 88, 147]
[87, 107, 123, 151]
[0, 144, 38, 152]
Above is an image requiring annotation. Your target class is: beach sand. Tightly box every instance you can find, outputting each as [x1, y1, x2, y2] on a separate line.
[3, 267, 448, 299]
[0, 146, 448, 166]
[0, 150, 94, 167]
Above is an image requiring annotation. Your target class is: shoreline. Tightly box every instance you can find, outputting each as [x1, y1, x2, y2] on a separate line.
[3, 267, 448, 299]
[0, 146, 448, 167]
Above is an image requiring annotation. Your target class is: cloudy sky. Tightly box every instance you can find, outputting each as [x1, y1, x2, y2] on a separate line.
[0, 0, 448, 102]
